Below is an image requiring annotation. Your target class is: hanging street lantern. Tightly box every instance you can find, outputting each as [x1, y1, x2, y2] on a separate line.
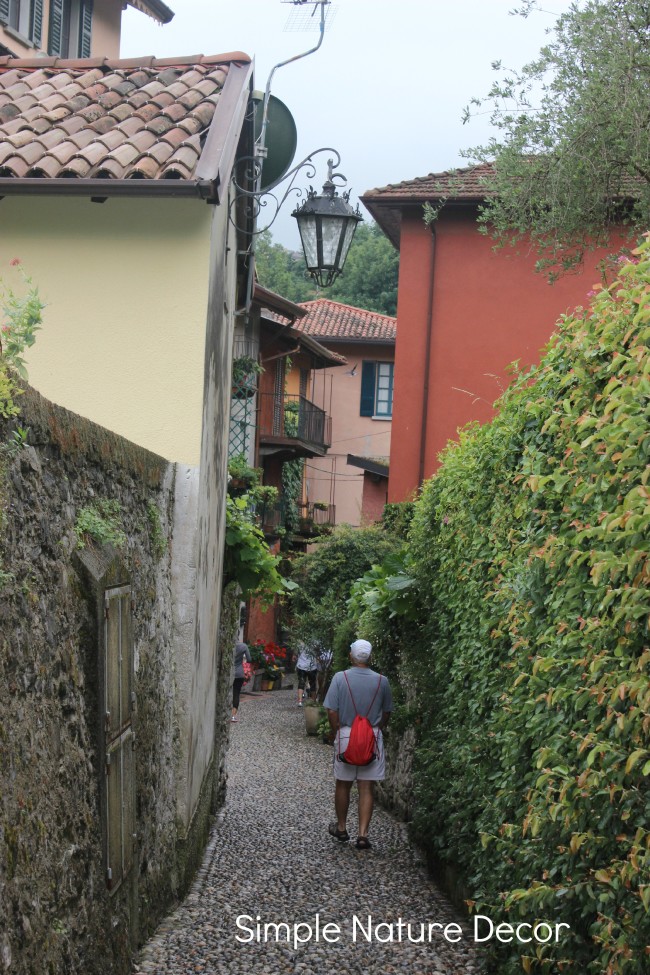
[292, 159, 363, 287]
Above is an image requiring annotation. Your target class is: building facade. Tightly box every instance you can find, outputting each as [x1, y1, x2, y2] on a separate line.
[294, 298, 396, 526]
[362, 164, 631, 502]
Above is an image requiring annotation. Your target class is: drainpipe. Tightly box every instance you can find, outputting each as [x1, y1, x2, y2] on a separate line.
[418, 226, 436, 487]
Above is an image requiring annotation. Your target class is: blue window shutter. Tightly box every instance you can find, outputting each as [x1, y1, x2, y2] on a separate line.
[31, 0, 43, 46]
[359, 361, 376, 417]
[0, 0, 9, 24]
[79, 0, 93, 57]
[48, 0, 64, 56]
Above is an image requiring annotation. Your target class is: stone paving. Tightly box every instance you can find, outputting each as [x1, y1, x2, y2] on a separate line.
[134, 689, 484, 975]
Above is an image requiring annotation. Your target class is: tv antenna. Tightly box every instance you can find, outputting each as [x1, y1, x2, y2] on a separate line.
[281, 0, 337, 33]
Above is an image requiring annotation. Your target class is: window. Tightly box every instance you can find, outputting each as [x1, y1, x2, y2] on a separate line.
[359, 361, 394, 419]
[1, 0, 43, 46]
[48, 0, 92, 58]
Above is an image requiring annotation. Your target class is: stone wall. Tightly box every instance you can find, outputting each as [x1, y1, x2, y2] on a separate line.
[0, 387, 231, 975]
[377, 724, 417, 822]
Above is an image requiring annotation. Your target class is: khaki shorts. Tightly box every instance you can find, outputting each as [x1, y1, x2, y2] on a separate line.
[333, 726, 385, 781]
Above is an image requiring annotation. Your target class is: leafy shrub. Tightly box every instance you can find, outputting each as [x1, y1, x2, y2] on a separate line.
[289, 524, 401, 666]
[224, 494, 295, 603]
[405, 240, 650, 974]
[146, 500, 167, 558]
[74, 499, 127, 549]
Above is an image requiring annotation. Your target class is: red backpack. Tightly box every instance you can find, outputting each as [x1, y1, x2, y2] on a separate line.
[338, 671, 382, 766]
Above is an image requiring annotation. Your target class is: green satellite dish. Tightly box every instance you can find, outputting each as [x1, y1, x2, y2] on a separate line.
[253, 94, 298, 191]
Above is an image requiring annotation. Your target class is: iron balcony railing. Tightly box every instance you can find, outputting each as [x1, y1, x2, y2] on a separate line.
[297, 501, 336, 527]
[258, 393, 332, 452]
[254, 499, 336, 537]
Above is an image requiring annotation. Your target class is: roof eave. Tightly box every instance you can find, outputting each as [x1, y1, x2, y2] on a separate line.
[362, 194, 484, 250]
[301, 335, 395, 346]
[0, 176, 216, 200]
[127, 0, 175, 26]
[347, 454, 389, 477]
[254, 283, 308, 321]
[195, 59, 254, 203]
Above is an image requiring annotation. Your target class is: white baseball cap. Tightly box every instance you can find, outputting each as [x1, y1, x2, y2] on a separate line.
[350, 639, 372, 662]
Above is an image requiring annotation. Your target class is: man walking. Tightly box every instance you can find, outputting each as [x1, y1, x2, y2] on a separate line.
[323, 639, 393, 850]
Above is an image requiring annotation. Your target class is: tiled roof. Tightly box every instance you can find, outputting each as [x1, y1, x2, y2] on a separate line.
[0, 53, 250, 193]
[295, 299, 396, 343]
[363, 163, 497, 202]
[361, 164, 497, 249]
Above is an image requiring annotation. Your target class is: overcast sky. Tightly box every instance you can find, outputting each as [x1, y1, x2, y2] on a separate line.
[121, 0, 574, 246]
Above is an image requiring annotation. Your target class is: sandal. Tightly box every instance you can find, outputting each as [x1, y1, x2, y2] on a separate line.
[328, 823, 350, 842]
[355, 836, 372, 850]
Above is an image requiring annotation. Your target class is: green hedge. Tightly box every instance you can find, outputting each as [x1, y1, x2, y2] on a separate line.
[406, 241, 650, 974]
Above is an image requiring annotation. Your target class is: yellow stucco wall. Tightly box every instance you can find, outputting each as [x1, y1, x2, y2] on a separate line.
[3, 195, 212, 464]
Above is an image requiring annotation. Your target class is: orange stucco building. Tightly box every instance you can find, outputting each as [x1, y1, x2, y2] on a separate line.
[362, 164, 630, 503]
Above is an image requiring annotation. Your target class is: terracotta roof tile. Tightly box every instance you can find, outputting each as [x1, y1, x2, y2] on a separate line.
[294, 299, 396, 343]
[0, 53, 251, 185]
[363, 163, 497, 203]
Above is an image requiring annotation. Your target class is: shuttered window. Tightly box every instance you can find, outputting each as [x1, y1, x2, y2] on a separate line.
[359, 361, 394, 418]
[359, 361, 376, 417]
[104, 585, 136, 894]
[2, 0, 42, 44]
[48, 0, 92, 57]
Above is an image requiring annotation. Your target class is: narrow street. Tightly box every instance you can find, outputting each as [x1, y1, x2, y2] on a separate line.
[135, 689, 484, 975]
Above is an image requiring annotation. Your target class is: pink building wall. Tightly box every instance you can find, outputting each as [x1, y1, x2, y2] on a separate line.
[307, 341, 393, 527]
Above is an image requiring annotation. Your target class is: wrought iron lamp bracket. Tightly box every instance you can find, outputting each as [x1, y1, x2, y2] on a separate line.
[230, 147, 343, 237]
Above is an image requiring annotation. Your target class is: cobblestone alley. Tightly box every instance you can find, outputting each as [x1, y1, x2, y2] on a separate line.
[135, 689, 484, 975]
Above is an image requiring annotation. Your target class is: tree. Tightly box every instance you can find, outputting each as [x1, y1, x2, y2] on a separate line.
[253, 223, 399, 316]
[253, 229, 317, 303]
[464, 0, 650, 277]
[326, 223, 399, 315]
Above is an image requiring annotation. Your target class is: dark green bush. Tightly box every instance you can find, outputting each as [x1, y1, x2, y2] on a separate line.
[405, 240, 650, 974]
[289, 524, 401, 665]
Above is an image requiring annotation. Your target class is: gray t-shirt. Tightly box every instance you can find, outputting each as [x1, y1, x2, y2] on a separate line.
[324, 667, 393, 728]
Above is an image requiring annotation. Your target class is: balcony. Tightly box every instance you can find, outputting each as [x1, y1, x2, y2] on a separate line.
[253, 498, 336, 540]
[258, 393, 332, 459]
[296, 501, 336, 537]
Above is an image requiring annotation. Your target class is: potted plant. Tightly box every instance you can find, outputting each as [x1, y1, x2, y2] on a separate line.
[232, 355, 263, 398]
[304, 701, 325, 736]
[228, 454, 261, 492]
[316, 710, 332, 744]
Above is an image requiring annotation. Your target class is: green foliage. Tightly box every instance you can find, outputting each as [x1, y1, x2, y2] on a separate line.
[0, 262, 45, 418]
[382, 501, 416, 538]
[464, 0, 650, 278]
[74, 499, 127, 549]
[404, 239, 650, 974]
[228, 453, 262, 488]
[254, 224, 399, 316]
[224, 494, 296, 603]
[281, 455, 303, 540]
[348, 547, 418, 621]
[146, 500, 167, 559]
[326, 223, 399, 316]
[289, 524, 401, 663]
[254, 230, 316, 303]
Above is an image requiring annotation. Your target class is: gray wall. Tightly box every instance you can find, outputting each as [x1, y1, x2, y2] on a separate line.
[0, 387, 235, 975]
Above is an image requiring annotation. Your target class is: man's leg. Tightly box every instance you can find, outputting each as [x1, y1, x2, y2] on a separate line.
[334, 779, 353, 832]
[357, 780, 375, 838]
